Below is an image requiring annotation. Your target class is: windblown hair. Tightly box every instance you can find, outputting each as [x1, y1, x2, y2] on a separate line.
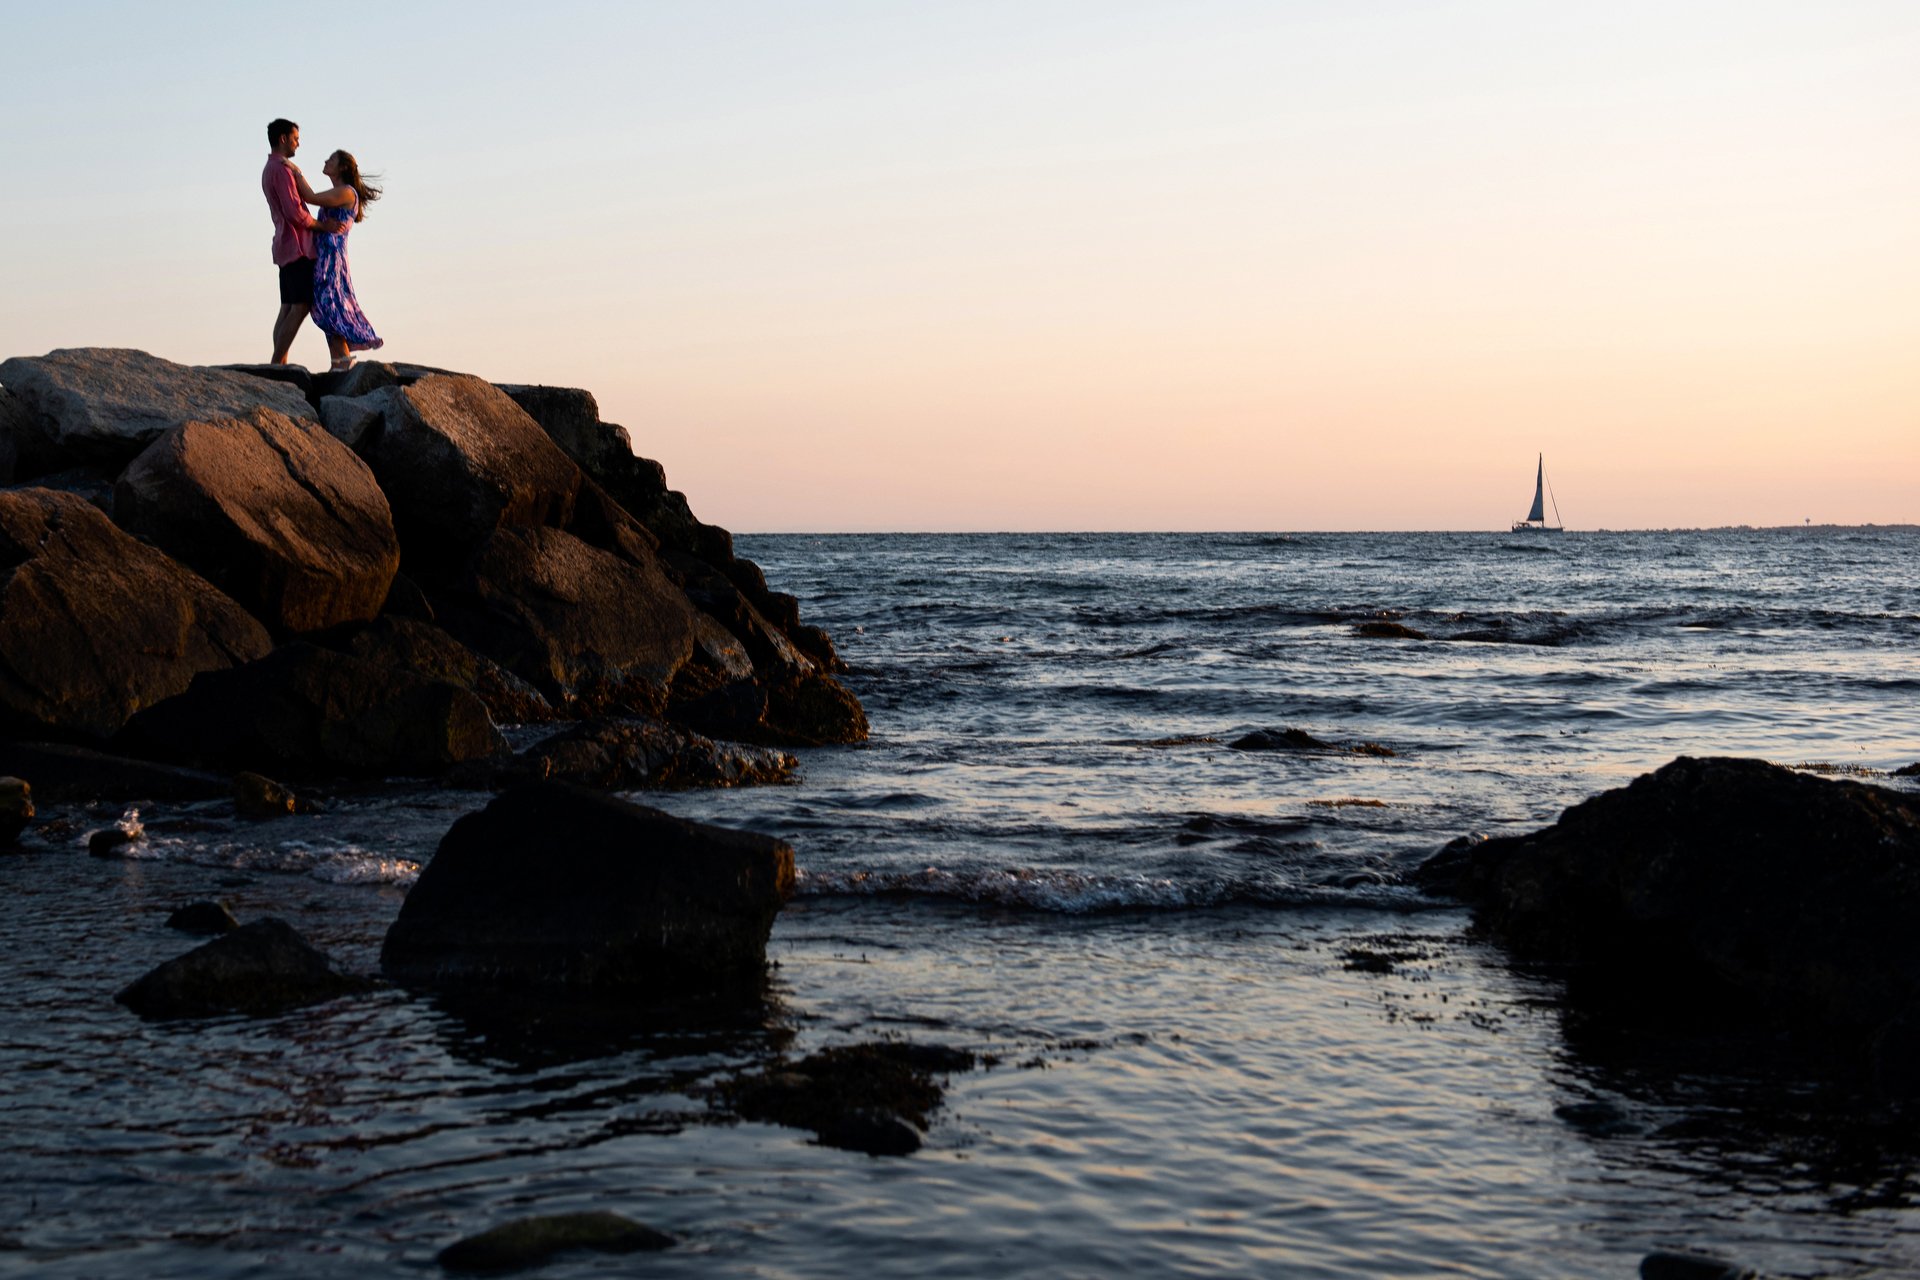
[330, 151, 383, 223]
[267, 118, 298, 148]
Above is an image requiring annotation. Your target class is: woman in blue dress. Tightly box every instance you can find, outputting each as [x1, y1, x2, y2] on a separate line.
[294, 151, 384, 372]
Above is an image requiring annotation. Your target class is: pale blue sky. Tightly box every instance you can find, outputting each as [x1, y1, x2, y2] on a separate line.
[3, 1, 1916, 529]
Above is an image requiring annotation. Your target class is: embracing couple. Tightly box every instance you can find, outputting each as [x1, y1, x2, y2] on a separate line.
[262, 117, 384, 371]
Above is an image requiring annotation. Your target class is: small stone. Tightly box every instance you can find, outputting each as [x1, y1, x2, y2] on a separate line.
[115, 917, 371, 1019]
[233, 771, 297, 819]
[0, 777, 33, 845]
[166, 900, 240, 935]
[436, 1211, 674, 1274]
[88, 828, 139, 858]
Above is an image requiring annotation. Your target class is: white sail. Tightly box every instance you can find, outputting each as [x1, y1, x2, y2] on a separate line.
[1525, 454, 1545, 523]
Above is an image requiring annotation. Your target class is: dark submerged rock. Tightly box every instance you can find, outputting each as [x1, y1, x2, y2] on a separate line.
[1352, 620, 1427, 639]
[88, 826, 140, 858]
[115, 917, 370, 1019]
[1230, 727, 1394, 757]
[437, 1211, 674, 1274]
[1639, 1251, 1763, 1280]
[717, 1041, 976, 1157]
[120, 643, 506, 777]
[381, 782, 794, 992]
[114, 408, 400, 634]
[1414, 756, 1920, 1039]
[166, 900, 240, 935]
[0, 488, 271, 740]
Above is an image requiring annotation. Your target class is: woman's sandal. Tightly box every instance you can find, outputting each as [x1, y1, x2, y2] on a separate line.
[329, 357, 357, 374]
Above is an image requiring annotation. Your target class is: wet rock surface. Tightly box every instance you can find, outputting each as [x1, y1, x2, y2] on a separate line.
[1351, 620, 1428, 639]
[115, 917, 371, 1019]
[436, 1211, 674, 1273]
[716, 1041, 977, 1156]
[232, 770, 297, 818]
[382, 782, 794, 992]
[1230, 727, 1394, 756]
[1416, 756, 1920, 1088]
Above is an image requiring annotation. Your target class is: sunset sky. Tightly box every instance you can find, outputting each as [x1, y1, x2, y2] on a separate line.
[2, 2, 1914, 530]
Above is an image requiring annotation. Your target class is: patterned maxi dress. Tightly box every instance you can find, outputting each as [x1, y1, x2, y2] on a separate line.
[312, 198, 384, 353]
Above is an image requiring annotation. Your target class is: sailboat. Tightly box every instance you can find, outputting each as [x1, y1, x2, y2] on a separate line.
[1510, 454, 1564, 532]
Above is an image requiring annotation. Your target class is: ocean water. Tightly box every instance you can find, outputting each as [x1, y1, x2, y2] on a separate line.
[3, 529, 1917, 1278]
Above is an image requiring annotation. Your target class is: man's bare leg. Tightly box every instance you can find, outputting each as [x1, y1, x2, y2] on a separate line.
[271, 304, 310, 364]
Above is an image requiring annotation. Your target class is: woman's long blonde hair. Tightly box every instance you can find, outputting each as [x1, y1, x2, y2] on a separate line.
[331, 150, 383, 223]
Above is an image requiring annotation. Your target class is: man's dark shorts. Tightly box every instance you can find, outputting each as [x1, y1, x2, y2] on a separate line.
[277, 256, 316, 306]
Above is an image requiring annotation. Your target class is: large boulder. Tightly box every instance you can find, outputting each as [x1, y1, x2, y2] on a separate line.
[1415, 757, 1920, 1036]
[0, 488, 271, 739]
[432, 526, 697, 715]
[381, 782, 794, 991]
[115, 917, 371, 1019]
[119, 642, 506, 776]
[357, 374, 581, 572]
[114, 408, 400, 634]
[0, 349, 315, 474]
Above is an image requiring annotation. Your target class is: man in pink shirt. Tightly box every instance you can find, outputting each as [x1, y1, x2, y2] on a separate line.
[262, 117, 344, 365]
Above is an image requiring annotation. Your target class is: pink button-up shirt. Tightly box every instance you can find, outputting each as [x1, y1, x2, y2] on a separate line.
[262, 155, 315, 266]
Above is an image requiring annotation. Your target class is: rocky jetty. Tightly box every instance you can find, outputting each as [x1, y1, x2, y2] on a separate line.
[1416, 756, 1920, 1091]
[0, 348, 866, 784]
[381, 783, 795, 992]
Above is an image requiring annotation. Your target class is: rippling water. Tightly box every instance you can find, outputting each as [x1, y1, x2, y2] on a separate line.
[3, 529, 1917, 1277]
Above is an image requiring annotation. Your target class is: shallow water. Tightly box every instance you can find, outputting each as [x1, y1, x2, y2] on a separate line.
[3, 529, 1917, 1277]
